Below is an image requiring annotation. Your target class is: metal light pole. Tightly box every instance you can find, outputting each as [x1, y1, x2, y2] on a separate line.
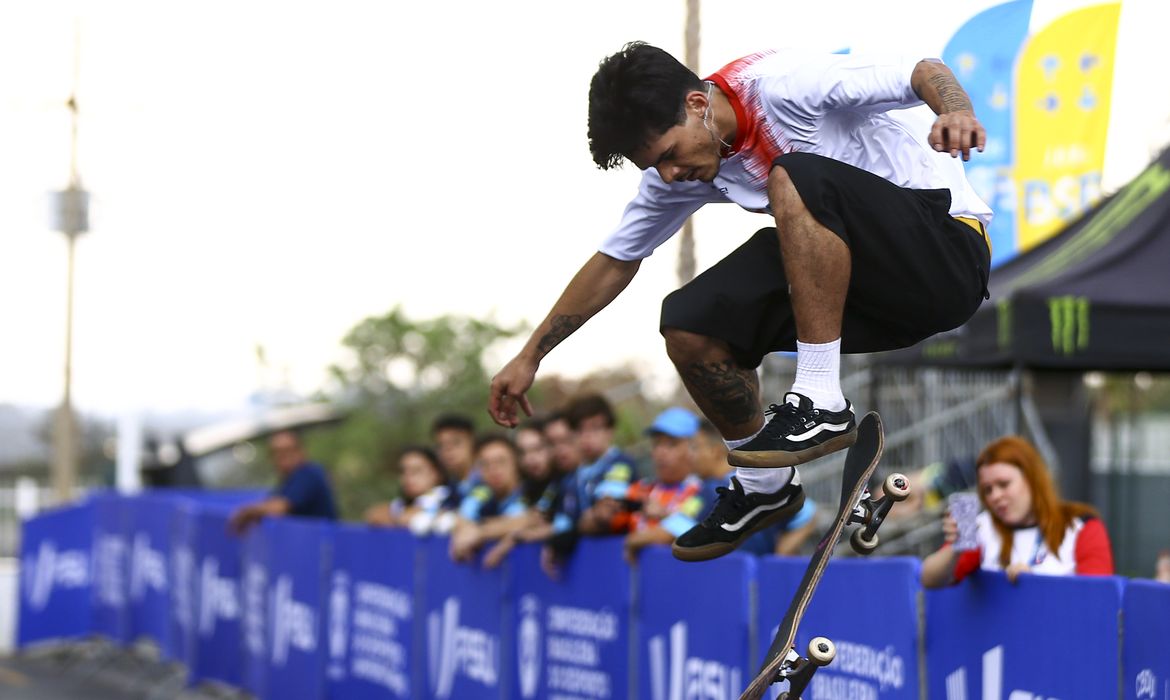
[50, 27, 89, 503]
[677, 0, 700, 285]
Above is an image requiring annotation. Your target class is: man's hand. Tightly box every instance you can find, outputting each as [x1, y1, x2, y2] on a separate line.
[488, 354, 537, 428]
[930, 111, 986, 161]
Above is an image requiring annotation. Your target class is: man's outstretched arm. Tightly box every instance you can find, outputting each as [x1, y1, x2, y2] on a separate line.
[489, 252, 641, 427]
[911, 60, 986, 162]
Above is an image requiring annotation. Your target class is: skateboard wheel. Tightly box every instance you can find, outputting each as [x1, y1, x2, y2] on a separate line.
[808, 636, 836, 665]
[884, 473, 911, 501]
[850, 527, 880, 554]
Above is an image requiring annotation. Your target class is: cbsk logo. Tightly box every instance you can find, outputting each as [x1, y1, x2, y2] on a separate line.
[1134, 668, 1162, 699]
[648, 621, 742, 700]
[129, 533, 167, 599]
[517, 595, 542, 698]
[199, 557, 240, 635]
[427, 597, 499, 699]
[242, 563, 267, 656]
[95, 534, 127, 607]
[945, 646, 1059, 700]
[172, 546, 195, 631]
[270, 575, 318, 665]
[22, 540, 88, 611]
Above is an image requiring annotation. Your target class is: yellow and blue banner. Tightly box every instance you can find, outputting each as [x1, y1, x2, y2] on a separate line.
[1014, 2, 1121, 251]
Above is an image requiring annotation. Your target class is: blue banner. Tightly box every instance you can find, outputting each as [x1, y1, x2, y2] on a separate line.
[638, 547, 754, 700]
[17, 503, 94, 646]
[1123, 580, 1170, 700]
[925, 572, 1122, 699]
[169, 501, 199, 670]
[125, 494, 178, 655]
[325, 525, 418, 700]
[757, 556, 920, 699]
[263, 518, 330, 700]
[510, 539, 630, 700]
[942, 0, 1034, 266]
[240, 520, 272, 698]
[191, 507, 245, 687]
[422, 536, 507, 700]
[91, 493, 131, 643]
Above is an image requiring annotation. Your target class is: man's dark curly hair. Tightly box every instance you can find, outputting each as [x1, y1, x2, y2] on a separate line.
[588, 42, 704, 170]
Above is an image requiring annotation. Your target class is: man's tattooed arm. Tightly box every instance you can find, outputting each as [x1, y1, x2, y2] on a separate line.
[911, 60, 975, 114]
[536, 314, 584, 356]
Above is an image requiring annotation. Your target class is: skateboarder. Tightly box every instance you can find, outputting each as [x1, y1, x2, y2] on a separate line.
[488, 42, 991, 561]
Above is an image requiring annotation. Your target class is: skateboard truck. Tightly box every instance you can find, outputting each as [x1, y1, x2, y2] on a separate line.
[772, 637, 837, 699]
[847, 473, 910, 555]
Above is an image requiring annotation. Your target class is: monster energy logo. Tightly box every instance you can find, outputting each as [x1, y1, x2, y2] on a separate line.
[996, 299, 1013, 350]
[1049, 295, 1089, 355]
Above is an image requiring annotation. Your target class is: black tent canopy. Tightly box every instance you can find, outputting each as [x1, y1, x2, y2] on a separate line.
[878, 147, 1170, 370]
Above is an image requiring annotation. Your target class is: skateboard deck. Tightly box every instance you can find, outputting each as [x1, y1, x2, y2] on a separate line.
[739, 412, 895, 700]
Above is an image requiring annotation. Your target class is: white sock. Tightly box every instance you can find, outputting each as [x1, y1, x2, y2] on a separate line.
[724, 426, 763, 451]
[790, 338, 845, 411]
[736, 466, 795, 495]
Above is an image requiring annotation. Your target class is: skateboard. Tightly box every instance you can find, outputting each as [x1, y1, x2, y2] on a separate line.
[738, 412, 910, 700]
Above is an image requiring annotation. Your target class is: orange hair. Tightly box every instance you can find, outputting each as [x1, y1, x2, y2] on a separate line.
[976, 436, 1098, 569]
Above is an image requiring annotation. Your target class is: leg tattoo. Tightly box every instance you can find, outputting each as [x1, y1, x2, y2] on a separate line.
[681, 359, 761, 433]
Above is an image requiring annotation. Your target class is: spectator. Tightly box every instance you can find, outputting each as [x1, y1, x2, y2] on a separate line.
[544, 410, 582, 478]
[568, 394, 637, 536]
[921, 436, 1114, 587]
[516, 417, 556, 506]
[620, 407, 708, 564]
[229, 430, 337, 534]
[364, 446, 450, 534]
[449, 434, 528, 562]
[1155, 550, 1170, 584]
[692, 418, 818, 556]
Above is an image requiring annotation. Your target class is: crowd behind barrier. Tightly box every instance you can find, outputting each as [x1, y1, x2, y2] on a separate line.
[16, 492, 1170, 700]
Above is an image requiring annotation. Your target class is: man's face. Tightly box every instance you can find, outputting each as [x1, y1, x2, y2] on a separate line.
[478, 442, 519, 499]
[630, 93, 722, 185]
[268, 432, 305, 477]
[434, 428, 475, 480]
[544, 419, 580, 474]
[575, 414, 614, 463]
[650, 433, 695, 484]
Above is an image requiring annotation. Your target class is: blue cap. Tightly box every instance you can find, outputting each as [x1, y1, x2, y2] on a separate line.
[645, 407, 700, 439]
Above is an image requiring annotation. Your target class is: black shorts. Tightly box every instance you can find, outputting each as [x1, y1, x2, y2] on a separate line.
[660, 152, 990, 369]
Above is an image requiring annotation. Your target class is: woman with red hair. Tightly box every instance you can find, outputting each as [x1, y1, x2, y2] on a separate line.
[921, 435, 1114, 588]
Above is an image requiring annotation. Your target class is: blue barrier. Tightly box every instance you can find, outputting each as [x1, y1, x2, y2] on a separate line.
[16, 494, 1169, 699]
[925, 572, 1123, 699]
[191, 507, 245, 687]
[638, 548, 755, 700]
[420, 536, 507, 700]
[1123, 580, 1170, 700]
[757, 557, 921, 699]
[510, 538, 631, 700]
[17, 502, 94, 646]
[326, 525, 418, 700]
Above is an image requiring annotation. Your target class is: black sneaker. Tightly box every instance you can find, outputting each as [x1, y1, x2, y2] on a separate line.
[727, 392, 856, 468]
[671, 475, 806, 562]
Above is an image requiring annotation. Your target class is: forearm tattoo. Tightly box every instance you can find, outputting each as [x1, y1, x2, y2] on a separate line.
[927, 73, 973, 113]
[536, 314, 584, 355]
[683, 359, 759, 426]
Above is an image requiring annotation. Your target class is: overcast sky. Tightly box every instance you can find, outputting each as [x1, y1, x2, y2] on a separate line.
[1, 0, 1166, 419]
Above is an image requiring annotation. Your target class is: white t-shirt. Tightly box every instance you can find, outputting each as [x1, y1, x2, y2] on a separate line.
[599, 50, 993, 262]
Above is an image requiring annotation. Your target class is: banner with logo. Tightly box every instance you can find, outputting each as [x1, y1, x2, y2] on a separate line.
[91, 493, 132, 643]
[422, 536, 506, 700]
[240, 520, 272, 698]
[925, 571, 1122, 698]
[1123, 580, 1170, 700]
[262, 518, 331, 700]
[510, 539, 630, 700]
[1014, 2, 1121, 250]
[942, 0, 1034, 266]
[168, 502, 198, 674]
[125, 495, 178, 655]
[17, 503, 94, 646]
[638, 547, 754, 700]
[757, 556, 920, 699]
[325, 525, 418, 700]
[191, 507, 246, 688]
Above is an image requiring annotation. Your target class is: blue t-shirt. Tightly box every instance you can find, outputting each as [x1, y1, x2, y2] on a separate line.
[274, 462, 338, 520]
[552, 447, 636, 534]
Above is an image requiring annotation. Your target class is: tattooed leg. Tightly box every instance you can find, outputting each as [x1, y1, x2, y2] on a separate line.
[662, 327, 763, 439]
